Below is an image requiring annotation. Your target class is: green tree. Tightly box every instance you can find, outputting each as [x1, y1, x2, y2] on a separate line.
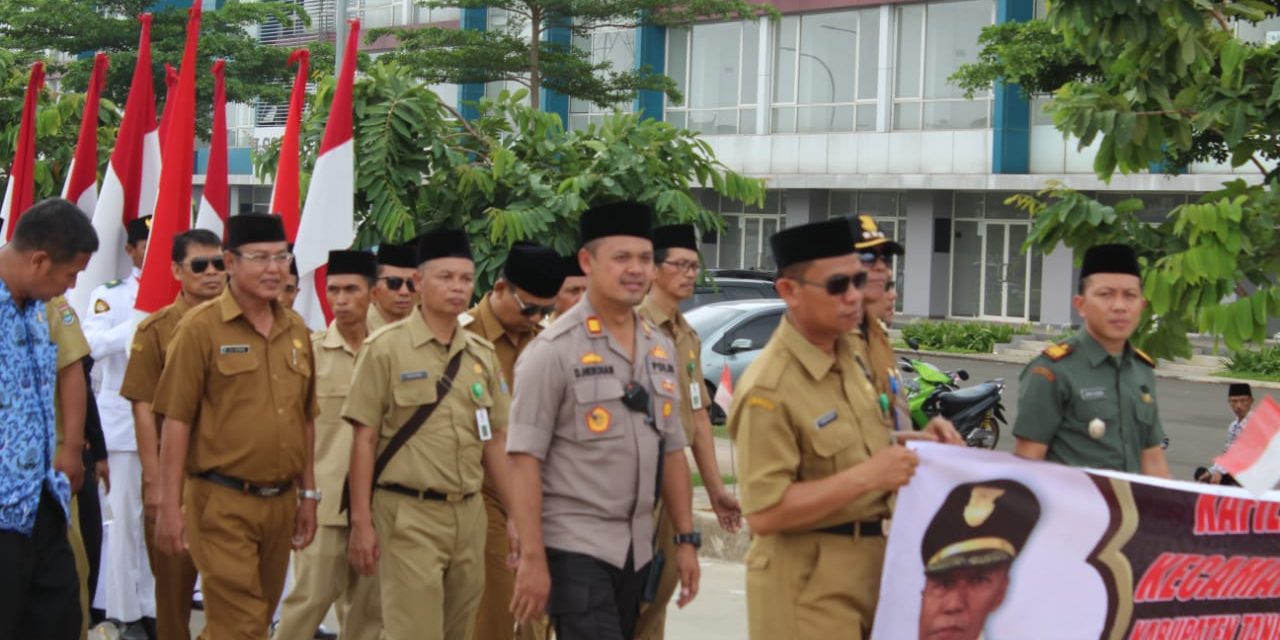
[0, 0, 335, 138]
[951, 1, 1280, 358]
[255, 60, 766, 292]
[374, 0, 775, 111]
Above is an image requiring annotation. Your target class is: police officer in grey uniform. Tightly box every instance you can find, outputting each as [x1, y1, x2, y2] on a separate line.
[506, 202, 700, 640]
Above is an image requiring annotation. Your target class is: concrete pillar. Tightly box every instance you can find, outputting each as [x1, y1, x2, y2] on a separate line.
[1039, 245, 1076, 326]
[783, 189, 824, 228]
[902, 191, 953, 318]
[635, 23, 666, 120]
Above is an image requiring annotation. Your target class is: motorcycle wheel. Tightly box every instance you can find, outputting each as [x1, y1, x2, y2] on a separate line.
[966, 412, 1000, 449]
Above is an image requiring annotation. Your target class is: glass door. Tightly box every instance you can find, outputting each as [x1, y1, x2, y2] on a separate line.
[978, 221, 1034, 321]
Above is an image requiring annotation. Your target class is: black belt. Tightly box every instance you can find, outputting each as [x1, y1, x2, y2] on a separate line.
[377, 484, 474, 503]
[196, 471, 293, 498]
[814, 520, 884, 538]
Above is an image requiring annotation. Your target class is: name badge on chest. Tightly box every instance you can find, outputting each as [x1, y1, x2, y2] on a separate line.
[690, 381, 704, 410]
[1079, 387, 1107, 401]
[220, 344, 250, 355]
[400, 370, 429, 381]
[476, 409, 493, 441]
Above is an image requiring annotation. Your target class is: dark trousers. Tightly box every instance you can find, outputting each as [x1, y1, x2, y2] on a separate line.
[546, 547, 650, 640]
[78, 449, 105, 623]
[0, 489, 82, 640]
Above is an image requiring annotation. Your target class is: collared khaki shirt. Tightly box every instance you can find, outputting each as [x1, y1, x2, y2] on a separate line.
[341, 310, 509, 495]
[121, 294, 196, 406]
[731, 316, 891, 527]
[506, 294, 689, 570]
[311, 322, 363, 526]
[461, 293, 532, 386]
[154, 288, 318, 484]
[47, 295, 90, 445]
[366, 303, 397, 333]
[638, 294, 703, 444]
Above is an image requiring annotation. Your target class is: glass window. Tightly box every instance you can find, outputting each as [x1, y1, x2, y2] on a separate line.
[568, 28, 637, 129]
[668, 20, 759, 135]
[894, 0, 993, 130]
[773, 9, 879, 133]
[711, 191, 785, 270]
[725, 311, 784, 351]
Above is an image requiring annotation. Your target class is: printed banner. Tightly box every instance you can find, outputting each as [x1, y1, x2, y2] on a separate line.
[872, 443, 1280, 640]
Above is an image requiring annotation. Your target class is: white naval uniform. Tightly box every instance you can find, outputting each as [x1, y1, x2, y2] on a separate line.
[83, 267, 155, 622]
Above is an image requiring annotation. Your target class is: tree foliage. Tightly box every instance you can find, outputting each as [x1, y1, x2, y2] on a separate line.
[373, 0, 775, 111]
[255, 60, 767, 292]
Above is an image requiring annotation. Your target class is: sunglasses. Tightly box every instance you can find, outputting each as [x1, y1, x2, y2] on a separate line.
[186, 257, 226, 273]
[859, 251, 892, 266]
[513, 291, 556, 318]
[379, 276, 416, 293]
[792, 271, 868, 296]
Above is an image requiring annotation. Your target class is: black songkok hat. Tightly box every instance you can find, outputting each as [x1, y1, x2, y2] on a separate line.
[327, 250, 378, 279]
[770, 219, 856, 270]
[376, 240, 419, 269]
[579, 202, 653, 244]
[225, 213, 287, 249]
[920, 479, 1041, 576]
[1229, 383, 1253, 398]
[504, 242, 566, 299]
[415, 229, 472, 265]
[1079, 244, 1141, 280]
[560, 254, 585, 278]
[126, 215, 153, 244]
[653, 224, 698, 252]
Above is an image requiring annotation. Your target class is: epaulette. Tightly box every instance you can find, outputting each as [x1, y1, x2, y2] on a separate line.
[464, 330, 496, 352]
[104, 279, 124, 289]
[1133, 348, 1155, 368]
[458, 311, 476, 327]
[1043, 342, 1073, 362]
[135, 307, 168, 331]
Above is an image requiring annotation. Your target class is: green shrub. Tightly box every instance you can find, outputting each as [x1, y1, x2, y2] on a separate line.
[1225, 345, 1280, 377]
[901, 320, 1027, 353]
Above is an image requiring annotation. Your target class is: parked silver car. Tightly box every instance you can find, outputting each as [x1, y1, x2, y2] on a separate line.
[685, 299, 787, 422]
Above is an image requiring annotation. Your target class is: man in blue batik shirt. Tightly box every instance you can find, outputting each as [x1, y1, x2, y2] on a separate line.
[0, 198, 98, 640]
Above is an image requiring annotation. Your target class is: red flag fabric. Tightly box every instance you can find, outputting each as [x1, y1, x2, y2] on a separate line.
[1, 62, 46, 242]
[69, 14, 160, 315]
[61, 53, 109, 216]
[135, 3, 201, 313]
[194, 59, 229, 238]
[714, 363, 734, 415]
[293, 21, 359, 329]
[157, 62, 179, 147]
[271, 48, 309, 242]
[1214, 395, 1280, 496]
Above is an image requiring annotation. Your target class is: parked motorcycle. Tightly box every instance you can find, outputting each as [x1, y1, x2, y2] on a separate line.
[899, 339, 1006, 449]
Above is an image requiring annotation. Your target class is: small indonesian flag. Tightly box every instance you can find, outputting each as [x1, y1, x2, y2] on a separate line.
[193, 59, 229, 239]
[0, 61, 45, 242]
[714, 363, 734, 415]
[61, 53, 109, 217]
[1214, 395, 1280, 496]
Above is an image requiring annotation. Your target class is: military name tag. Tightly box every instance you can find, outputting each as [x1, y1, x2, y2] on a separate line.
[815, 410, 838, 429]
[690, 381, 704, 410]
[1080, 387, 1107, 401]
[476, 408, 493, 441]
[400, 370, 429, 381]
[219, 344, 250, 355]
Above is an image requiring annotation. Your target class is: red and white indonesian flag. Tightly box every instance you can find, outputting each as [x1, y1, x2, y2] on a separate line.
[293, 20, 360, 331]
[69, 15, 160, 316]
[135, 2, 200, 314]
[715, 363, 734, 415]
[1214, 395, 1280, 496]
[272, 49, 309, 242]
[0, 61, 45, 243]
[194, 59, 229, 238]
[61, 53, 108, 217]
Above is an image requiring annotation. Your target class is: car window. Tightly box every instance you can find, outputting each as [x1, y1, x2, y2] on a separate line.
[720, 311, 783, 352]
[685, 305, 742, 337]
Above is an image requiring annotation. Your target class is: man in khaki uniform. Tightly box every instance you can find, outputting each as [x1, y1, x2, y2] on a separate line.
[343, 229, 518, 640]
[368, 240, 418, 332]
[849, 215, 903, 398]
[729, 219, 959, 640]
[634, 224, 741, 640]
[462, 241, 564, 640]
[276, 251, 382, 640]
[507, 202, 699, 640]
[153, 214, 320, 639]
[120, 228, 226, 640]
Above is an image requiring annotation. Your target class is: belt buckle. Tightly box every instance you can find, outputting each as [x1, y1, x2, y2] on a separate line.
[259, 486, 282, 497]
[446, 492, 465, 503]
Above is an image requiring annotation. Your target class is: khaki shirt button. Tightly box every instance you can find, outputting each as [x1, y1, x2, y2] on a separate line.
[277, 408, 284, 415]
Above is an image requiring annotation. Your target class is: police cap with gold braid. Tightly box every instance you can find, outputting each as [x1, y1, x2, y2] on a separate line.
[920, 479, 1041, 576]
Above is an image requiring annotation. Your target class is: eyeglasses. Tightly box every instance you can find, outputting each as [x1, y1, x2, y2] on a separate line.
[185, 257, 226, 273]
[791, 271, 868, 296]
[233, 250, 293, 267]
[512, 291, 556, 318]
[859, 251, 892, 266]
[379, 276, 416, 293]
[661, 259, 701, 274]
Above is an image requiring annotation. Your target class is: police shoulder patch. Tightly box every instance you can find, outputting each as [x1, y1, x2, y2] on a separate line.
[104, 279, 124, 289]
[1043, 343, 1073, 362]
[1133, 348, 1155, 368]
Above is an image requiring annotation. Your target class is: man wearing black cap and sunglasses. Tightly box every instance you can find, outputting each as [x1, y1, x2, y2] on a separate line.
[370, 240, 419, 332]
[507, 202, 699, 640]
[120, 229, 226, 640]
[462, 241, 565, 640]
[1012, 243, 1170, 477]
[729, 219, 960, 640]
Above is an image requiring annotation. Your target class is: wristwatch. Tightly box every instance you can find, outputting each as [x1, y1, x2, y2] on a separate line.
[300, 489, 323, 502]
[673, 531, 702, 550]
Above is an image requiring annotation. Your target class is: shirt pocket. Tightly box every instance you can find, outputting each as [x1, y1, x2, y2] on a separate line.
[1068, 392, 1121, 437]
[215, 351, 260, 378]
[800, 415, 856, 480]
[571, 377, 626, 442]
[393, 377, 438, 409]
[648, 369, 682, 438]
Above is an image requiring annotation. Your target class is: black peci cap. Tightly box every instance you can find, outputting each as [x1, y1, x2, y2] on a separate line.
[376, 240, 419, 269]
[579, 201, 652, 244]
[126, 215, 153, 244]
[327, 250, 378, 279]
[920, 479, 1041, 576]
[226, 213, 287, 249]
[1079, 244, 1141, 280]
[504, 242, 566, 299]
[560, 254, 585, 278]
[415, 229, 472, 265]
[652, 224, 698, 252]
[1228, 383, 1253, 398]
[770, 219, 856, 270]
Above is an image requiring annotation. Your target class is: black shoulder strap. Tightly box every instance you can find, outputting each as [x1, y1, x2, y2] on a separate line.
[341, 349, 465, 512]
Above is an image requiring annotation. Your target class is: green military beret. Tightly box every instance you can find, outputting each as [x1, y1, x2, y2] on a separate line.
[920, 479, 1041, 575]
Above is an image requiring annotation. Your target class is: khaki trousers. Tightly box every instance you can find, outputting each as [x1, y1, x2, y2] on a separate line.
[473, 490, 550, 640]
[143, 485, 199, 640]
[274, 525, 381, 640]
[68, 494, 88, 640]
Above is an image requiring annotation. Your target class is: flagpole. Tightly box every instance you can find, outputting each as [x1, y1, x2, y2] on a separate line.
[334, 0, 348, 75]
